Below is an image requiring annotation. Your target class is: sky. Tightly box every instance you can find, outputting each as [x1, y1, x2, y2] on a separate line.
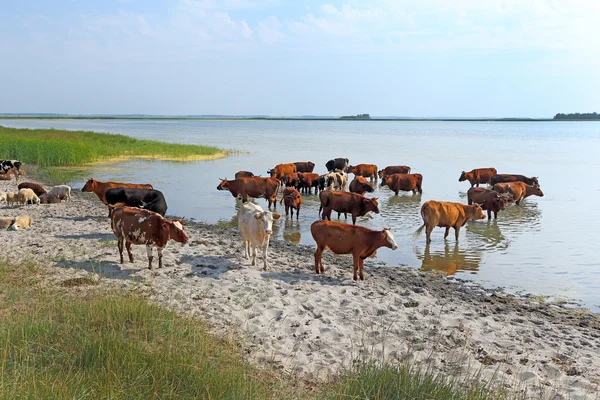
[1, 0, 599, 118]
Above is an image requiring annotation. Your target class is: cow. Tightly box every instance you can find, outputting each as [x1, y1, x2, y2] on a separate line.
[413, 200, 486, 244]
[105, 188, 168, 217]
[110, 206, 188, 271]
[324, 171, 348, 190]
[17, 188, 40, 206]
[47, 185, 71, 202]
[39, 193, 61, 204]
[349, 176, 374, 195]
[280, 187, 302, 219]
[217, 177, 279, 208]
[17, 182, 47, 197]
[493, 182, 543, 205]
[319, 190, 379, 225]
[0, 160, 22, 184]
[378, 165, 411, 179]
[382, 173, 423, 195]
[458, 168, 497, 187]
[467, 188, 507, 219]
[267, 163, 297, 181]
[490, 174, 539, 186]
[293, 162, 315, 173]
[7, 216, 32, 231]
[0, 174, 11, 181]
[297, 172, 320, 194]
[346, 164, 378, 181]
[237, 202, 281, 271]
[6, 193, 18, 207]
[82, 178, 154, 205]
[325, 158, 349, 172]
[235, 170, 255, 179]
[281, 173, 300, 188]
[311, 220, 398, 281]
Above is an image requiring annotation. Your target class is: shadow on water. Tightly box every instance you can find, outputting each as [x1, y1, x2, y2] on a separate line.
[415, 243, 482, 276]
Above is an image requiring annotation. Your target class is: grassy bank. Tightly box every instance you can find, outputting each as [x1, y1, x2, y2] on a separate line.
[0, 126, 225, 168]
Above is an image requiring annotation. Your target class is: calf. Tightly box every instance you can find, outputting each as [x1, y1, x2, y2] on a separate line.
[490, 174, 539, 186]
[82, 178, 154, 204]
[378, 165, 411, 179]
[105, 188, 168, 217]
[349, 176, 374, 195]
[493, 182, 543, 205]
[47, 185, 71, 202]
[0, 160, 22, 184]
[235, 170, 255, 179]
[413, 200, 486, 244]
[267, 163, 297, 181]
[319, 191, 379, 225]
[17, 182, 47, 197]
[217, 177, 280, 208]
[111, 206, 188, 271]
[467, 187, 507, 219]
[347, 164, 378, 181]
[280, 187, 302, 219]
[382, 173, 423, 194]
[311, 220, 398, 281]
[297, 172, 320, 194]
[458, 168, 497, 187]
[281, 173, 300, 188]
[325, 158, 349, 172]
[237, 202, 281, 271]
[293, 162, 315, 173]
[6, 192, 18, 207]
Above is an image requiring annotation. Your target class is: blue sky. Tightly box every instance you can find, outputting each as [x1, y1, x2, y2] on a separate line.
[1, 0, 598, 117]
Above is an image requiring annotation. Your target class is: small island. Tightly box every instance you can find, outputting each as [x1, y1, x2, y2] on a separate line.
[554, 112, 599, 120]
[339, 113, 371, 120]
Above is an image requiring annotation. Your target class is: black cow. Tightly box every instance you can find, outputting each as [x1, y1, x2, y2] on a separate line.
[105, 188, 168, 217]
[490, 174, 539, 186]
[325, 158, 349, 172]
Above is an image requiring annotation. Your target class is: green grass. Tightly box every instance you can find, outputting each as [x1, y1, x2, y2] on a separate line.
[0, 126, 225, 168]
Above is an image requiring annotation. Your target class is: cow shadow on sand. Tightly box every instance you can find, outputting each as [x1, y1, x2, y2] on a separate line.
[261, 269, 344, 286]
[179, 254, 241, 279]
[55, 259, 142, 281]
[50, 215, 106, 222]
[56, 233, 115, 241]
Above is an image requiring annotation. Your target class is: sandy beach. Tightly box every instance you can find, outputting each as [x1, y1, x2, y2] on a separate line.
[1, 177, 599, 399]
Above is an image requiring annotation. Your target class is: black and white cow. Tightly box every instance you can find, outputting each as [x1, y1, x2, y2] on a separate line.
[324, 171, 348, 190]
[0, 160, 23, 183]
[325, 158, 349, 173]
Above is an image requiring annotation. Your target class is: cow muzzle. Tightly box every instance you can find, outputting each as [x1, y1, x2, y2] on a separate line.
[265, 230, 272, 235]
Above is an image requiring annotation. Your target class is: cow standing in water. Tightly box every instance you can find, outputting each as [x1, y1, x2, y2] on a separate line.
[493, 182, 543, 205]
[458, 168, 497, 187]
[413, 200, 486, 244]
[237, 202, 281, 271]
[378, 165, 411, 179]
[217, 177, 280, 208]
[467, 187, 508, 219]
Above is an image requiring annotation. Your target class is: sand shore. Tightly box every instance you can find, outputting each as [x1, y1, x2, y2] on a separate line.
[1, 177, 599, 399]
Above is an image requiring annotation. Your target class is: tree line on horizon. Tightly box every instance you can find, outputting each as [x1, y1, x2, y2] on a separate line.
[554, 112, 599, 120]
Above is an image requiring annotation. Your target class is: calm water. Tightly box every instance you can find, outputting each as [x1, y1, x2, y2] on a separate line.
[3, 119, 600, 310]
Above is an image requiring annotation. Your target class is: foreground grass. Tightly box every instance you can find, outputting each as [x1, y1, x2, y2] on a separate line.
[0, 126, 225, 168]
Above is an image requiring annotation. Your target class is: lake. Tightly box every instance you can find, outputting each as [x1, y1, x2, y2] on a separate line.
[3, 119, 600, 310]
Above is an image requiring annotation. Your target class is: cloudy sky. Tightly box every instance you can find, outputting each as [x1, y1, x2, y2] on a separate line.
[1, 0, 598, 117]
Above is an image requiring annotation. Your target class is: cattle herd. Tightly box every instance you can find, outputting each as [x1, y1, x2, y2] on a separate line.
[0, 157, 543, 281]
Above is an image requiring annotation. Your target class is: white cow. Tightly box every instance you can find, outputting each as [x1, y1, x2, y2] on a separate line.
[47, 185, 71, 201]
[237, 202, 281, 271]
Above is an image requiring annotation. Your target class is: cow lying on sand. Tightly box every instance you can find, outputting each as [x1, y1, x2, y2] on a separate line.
[311, 220, 398, 281]
[237, 202, 280, 271]
[414, 200, 486, 244]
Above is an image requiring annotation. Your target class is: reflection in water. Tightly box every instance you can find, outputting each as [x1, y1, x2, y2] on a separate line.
[415, 243, 482, 276]
[466, 220, 509, 250]
[282, 219, 302, 244]
[501, 203, 543, 227]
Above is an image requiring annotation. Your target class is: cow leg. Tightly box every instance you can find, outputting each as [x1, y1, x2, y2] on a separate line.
[425, 225, 434, 244]
[117, 238, 124, 264]
[359, 257, 365, 280]
[454, 225, 461, 242]
[468, 197, 473, 205]
[444, 227, 450, 239]
[262, 242, 270, 271]
[251, 245, 257, 266]
[488, 209, 492, 219]
[351, 213, 357, 225]
[296, 206, 300, 220]
[158, 248, 164, 268]
[243, 239, 250, 259]
[146, 245, 153, 270]
[352, 254, 360, 281]
[126, 241, 134, 262]
[493, 211, 498, 219]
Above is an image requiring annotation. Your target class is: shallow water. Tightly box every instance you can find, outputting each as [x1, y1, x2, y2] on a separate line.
[3, 119, 600, 310]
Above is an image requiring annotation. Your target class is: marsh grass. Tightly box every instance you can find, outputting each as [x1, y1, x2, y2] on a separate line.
[0, 126, 225, 168]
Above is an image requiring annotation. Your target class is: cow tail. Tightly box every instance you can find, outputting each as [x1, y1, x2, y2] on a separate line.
[412, 204, 427, 240]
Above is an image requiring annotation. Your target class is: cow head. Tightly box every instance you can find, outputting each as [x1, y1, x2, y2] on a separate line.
[82, 178, 96, 192]
[381, 175, 390, 186]
[529, 185, 544, 197]
[165, 220, 189, 244]
[363, 197, 380, 214]
[216, 178, 229, 191]
[491, 195, 507, 212]
[253, 211, 281, 235]
[346, 165, 356, 174]
[471, 204, 487, 220]
[458, 171, 467, 182]
[531, 177, 539, 186]
[382, 228, 398, 250]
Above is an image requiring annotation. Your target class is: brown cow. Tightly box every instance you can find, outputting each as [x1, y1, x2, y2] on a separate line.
[267, 163, 297, 181]
[319, 191, 379, 225]
[458, 168, 497, 187]
[311, 220, 398, 281]
[235, 170, 255, 179]
[217, 177, 280, 208]
[467, 187, 507, 219]
[39, 193, 61, 204]
[493, 182, 543, 205]
[382, 173, 423, 195]
[110, 206, 189, 271]
[18, 182, 47, 197]
[490, 174, 539, 186]
[413, 200, 486, 244]
[293, 162, 315, 173]
[280, 187, 302, 219]
[81, 178, 154, 204]
[297, 172, 320, 194]
[346, 164, 378, 181]
[349, 176, 374, 195]
[377, 165, 411, 179]
[281, 173, 300, 187]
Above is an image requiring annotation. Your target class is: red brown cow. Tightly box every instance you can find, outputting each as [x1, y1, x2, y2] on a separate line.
[490, 174, 539, 186]
[110, 206, 189, 271]
[217, 177, 280, 208]
[413, 200, 486, 244]
[267, 163, 297, 181]
[81, 178, 154, 204]
[311, 220, 398, 281]
[281, 173, 300, 187]
[319, 191, 379, 225]
[293, 162, 315, 173]
[346, 164, 378, 181]
[382, 173, 423, 195]
[297, 172, 320, 194]
[349, 176, 374, 195]
[377, 165, 411, 179]
[493, 182, 543, 205]
[467, 187, 507, 219]
[18, 182, 47, 197]
[280, 187, 302, 219]
[235, 170, 255, 179]
[458, 168, 497, 187]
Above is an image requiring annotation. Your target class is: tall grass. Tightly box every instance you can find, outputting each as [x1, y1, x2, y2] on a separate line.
[0, 126, 224, 167]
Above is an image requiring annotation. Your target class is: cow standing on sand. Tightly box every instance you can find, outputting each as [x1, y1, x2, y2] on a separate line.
[82, 178, 154, 204]
[467, 188, 508, 219]
[319, 191, 379, 225]
[0, 160, 23, 184]
[217, 177, 280, 208]
[110, 206, 188, 271]
[458, 168, 497, 187]
[311, 220, 398, 281]
[492, 182, 544, 205]
[237, 202, 281, 271]
[105, 188, 168, 217]
[414, 200, 486, 244]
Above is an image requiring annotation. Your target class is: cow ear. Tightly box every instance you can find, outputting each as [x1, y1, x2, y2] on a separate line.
[162, 221, 170, 230]
[273, 213, 281, 220]
[254, 213, 262, 220]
